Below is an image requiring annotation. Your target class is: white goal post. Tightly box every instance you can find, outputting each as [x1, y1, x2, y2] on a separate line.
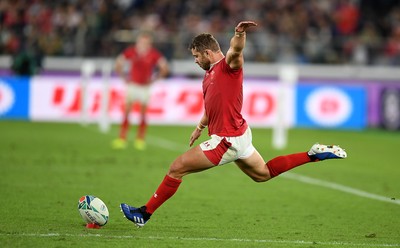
[80, 59, 112, 133]
[80, 60, 95, 126]
[272, 65, 298, 150]
[99, 61, 112, 133]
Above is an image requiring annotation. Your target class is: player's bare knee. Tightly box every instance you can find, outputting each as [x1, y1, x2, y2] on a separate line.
[167, 156, 185, 178]
[252, 177, 268, 183]
[250, 174, 271, 183]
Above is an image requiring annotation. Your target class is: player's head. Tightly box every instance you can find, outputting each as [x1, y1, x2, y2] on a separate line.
[189, 33, 221, 70]
[136, 31, 154, 52]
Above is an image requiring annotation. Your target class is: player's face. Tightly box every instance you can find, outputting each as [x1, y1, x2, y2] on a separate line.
[191, 49, 211, 71]
[136, 35, 152, 52]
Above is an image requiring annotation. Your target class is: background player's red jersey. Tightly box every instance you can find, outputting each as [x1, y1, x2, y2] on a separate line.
[123, 46, 162, 85]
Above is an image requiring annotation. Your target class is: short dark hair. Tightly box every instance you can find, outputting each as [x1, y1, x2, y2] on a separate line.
[189, 33, 221, 53]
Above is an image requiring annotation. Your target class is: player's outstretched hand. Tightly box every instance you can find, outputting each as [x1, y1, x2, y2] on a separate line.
[189, 128, 202, 147]
[235, 21, 258, 33]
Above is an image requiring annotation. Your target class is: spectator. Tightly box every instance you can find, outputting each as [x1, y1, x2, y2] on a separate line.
[384, 25, 400, 64]
[1, 0, 400, 65]
[11, 37, 43, 76]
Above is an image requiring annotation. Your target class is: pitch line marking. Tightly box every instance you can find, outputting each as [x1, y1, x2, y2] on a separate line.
[84, 124, 189, 152]
[146, 134, 400, 206]
[1, 233, 399, 247]
[147, 135, 189, 152]
[282, 173, 400, 206]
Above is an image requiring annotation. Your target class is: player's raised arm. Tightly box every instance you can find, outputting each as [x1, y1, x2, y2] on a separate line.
[226, 21, 257, 69]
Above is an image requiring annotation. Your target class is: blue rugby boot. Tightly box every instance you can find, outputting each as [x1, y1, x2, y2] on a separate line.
[120, 203, 151, 228]
[308, 143, 347, 161]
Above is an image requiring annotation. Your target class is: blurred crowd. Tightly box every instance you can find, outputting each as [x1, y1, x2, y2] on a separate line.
[1, 0, 400, 74]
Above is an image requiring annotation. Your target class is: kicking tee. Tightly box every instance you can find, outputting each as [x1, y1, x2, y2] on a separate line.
[202, 59, 248, 137]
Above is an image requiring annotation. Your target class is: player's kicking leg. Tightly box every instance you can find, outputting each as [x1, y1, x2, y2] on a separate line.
[236, 143, 347, 182]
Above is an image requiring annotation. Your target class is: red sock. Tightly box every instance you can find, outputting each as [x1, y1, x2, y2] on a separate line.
[137, 119, 147, 140]
[119, 116, 129, 139]
[145, 175, 182, 214]
[266, 152, 312, 178]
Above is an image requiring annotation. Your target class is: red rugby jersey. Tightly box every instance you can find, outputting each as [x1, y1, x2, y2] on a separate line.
[123, 46, 162, 85]
[202, 59, 248, 137]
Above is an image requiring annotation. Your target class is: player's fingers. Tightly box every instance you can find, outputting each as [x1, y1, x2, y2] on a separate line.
[189, 136, 195, 146]
[243, 21, 257, 25]
[189, 132, 200, 146]
[236, 21, 257, 32]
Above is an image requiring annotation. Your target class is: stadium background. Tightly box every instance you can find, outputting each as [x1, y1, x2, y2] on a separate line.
[1, 0, 400, 131]
[1, 1, 400, 247]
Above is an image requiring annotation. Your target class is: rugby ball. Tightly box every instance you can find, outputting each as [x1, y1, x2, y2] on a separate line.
[78, 195, 109, 226]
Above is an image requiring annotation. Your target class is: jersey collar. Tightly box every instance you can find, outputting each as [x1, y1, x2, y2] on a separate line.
[209, 57, 225, 70]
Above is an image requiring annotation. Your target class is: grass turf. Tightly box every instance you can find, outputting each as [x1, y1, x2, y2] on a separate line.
[0, 121, 399, 247]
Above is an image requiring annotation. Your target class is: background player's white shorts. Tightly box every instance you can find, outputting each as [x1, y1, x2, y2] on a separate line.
[126, 83, 151, 105]
[200, 127, 256, 165]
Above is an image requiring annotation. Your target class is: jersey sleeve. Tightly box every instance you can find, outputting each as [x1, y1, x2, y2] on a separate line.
[222, 59, 242, 77]
[122, 47, 134, 59]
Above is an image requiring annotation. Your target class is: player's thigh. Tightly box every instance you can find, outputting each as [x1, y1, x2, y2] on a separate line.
[168, 145, 215, 178]
[235, 149, 271, 182]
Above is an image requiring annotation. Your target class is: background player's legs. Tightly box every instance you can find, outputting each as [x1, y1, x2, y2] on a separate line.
[112, 100, 132, 149]
[137, 103, 147, 140]
[133, 85, 151, 150]
[134, 103, 148, 150]
[119, 103, 131, 140]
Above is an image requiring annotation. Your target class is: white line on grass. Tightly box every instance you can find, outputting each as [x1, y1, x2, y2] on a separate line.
[147, 135, 189, 152]
[282, 173, 400, 206]
[82, 124, 190, 152]
[145, 134, 400, 206]
[1, 233, 399, 247]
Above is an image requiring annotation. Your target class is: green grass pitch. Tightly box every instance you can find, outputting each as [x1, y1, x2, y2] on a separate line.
[0, 121, 399, 247]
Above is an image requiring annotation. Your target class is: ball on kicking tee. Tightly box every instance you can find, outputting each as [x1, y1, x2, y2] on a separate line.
[78, 195, 109, 226]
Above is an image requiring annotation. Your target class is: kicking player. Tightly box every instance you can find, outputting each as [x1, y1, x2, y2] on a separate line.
[120, 21, 347, 227]
[112, 31, 169, 150]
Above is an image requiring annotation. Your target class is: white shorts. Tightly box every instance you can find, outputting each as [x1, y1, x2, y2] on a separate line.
[200, 127, 255, 165]
[126, 83, 151, 105]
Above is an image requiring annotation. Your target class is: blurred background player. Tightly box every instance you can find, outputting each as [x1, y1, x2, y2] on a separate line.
[112, 31, 169, 150]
